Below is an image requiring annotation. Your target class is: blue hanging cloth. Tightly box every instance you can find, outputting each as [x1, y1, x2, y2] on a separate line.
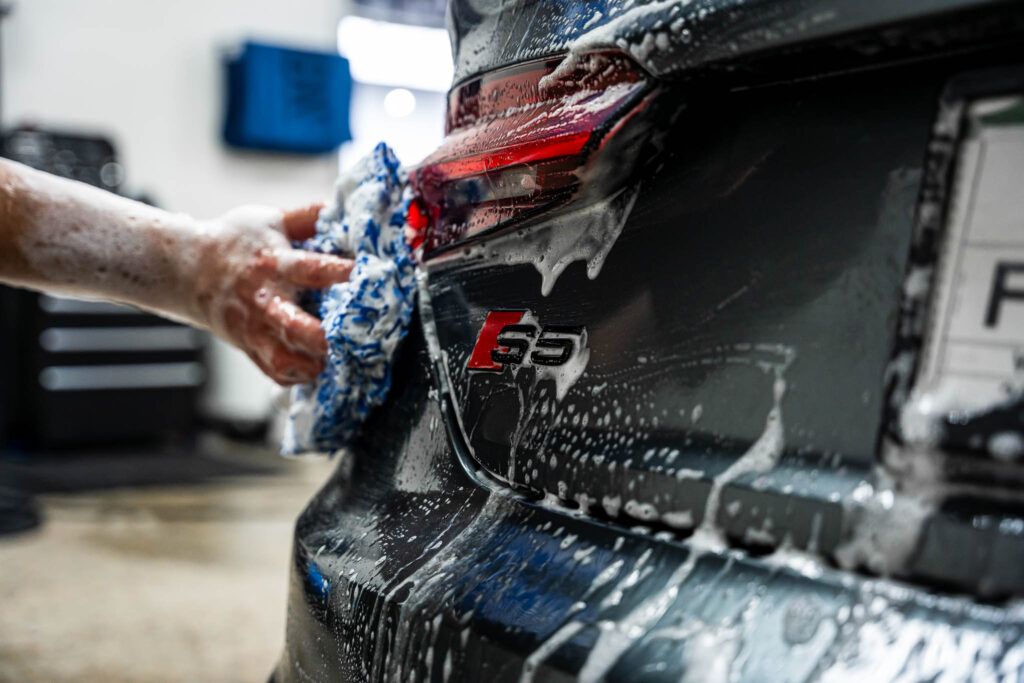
[223, 41, 353, 154]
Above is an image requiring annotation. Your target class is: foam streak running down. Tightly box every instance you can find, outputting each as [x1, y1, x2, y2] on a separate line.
[283, 143, 417, 455]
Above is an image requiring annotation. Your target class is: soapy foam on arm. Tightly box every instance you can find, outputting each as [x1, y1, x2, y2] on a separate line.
[7, 158, 350, 385]
[3, 158, 202, 322]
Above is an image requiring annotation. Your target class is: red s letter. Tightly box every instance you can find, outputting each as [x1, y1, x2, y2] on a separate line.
[467, 310, 526, 371]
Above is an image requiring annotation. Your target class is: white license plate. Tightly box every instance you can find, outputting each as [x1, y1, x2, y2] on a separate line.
[916, 94, 1024, 414]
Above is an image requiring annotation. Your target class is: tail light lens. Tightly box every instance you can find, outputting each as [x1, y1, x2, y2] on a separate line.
[409, 50, 649, 256]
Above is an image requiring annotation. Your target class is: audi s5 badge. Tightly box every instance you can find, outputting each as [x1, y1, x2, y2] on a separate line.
[467, 310, 586, 372]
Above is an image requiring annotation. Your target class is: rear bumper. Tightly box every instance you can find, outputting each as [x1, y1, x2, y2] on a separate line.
[273, 325, 1024, 682]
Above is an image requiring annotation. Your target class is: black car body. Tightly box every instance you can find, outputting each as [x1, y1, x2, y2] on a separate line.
[275, 1, 1024, 680]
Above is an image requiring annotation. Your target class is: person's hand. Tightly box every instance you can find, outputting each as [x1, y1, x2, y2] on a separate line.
[190, 204, 351, 385]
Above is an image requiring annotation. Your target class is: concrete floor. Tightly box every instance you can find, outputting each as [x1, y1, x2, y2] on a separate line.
[0, 440, 334, 682]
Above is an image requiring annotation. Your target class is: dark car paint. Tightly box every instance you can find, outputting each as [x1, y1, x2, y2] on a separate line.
[275, 1, 1024, 681]
[447, 0, 1024, 86]
[424, 58, 1024, 598]
[274, 325, 1023, 681]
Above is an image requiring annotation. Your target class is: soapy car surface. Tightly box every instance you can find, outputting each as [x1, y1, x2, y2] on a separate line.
[272, 2, 1024, 681]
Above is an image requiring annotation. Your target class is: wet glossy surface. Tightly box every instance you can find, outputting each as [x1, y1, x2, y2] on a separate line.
[274, 326, 1024, 681]
[276, 0, 1024, 679]
[449, 0, 1024, 85]
[431, 64, 930, 484]
[421, 57, 1024, 596]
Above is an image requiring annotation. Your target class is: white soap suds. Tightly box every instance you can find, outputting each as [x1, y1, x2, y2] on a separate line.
[577, 543, 706, 683]
[899, 378, 1024, 458]
[661, 510, 694, 529]
[548, 349, 796, 682]
[989, 431, 1024, 461]
[533, 328, 591, 401]
[624, 499, 659, 521]
[602, 494, 623, 517]
[489, 184, 640, 296]
[834, 475, 935, 577]
[519, 621, 584, 683]
[766, 546, 825, 581]
[542, 0, 688, 85]
[818, 602, 1024, 682]
[680, 623, 740, 683]
[581, 10, 604, 30]
[694, 346, 794, 548]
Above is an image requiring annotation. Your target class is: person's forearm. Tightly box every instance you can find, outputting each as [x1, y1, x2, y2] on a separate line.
[0, 158, 354, 384]
[0, 158, 205, 325]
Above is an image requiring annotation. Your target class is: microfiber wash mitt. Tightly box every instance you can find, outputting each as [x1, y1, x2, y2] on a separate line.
[282, 143, 417, 455]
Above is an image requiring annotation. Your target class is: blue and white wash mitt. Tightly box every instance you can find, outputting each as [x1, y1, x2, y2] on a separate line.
[282, 143, 417, 455]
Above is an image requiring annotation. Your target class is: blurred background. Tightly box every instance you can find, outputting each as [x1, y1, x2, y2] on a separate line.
[0, 1, 449, 680]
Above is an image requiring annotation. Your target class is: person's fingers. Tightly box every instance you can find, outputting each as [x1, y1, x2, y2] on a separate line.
[255, 357, 318, 385]
[221, 299, 323, 384]
[281, 203, 324, 241]
[249, 338, 323, 385]
[264, 296, 328, 356]
[276, 250, 354, 289]
[269, 343, 323, 384]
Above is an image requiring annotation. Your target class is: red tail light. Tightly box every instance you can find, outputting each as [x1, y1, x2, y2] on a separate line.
[409, 51, 649, 256]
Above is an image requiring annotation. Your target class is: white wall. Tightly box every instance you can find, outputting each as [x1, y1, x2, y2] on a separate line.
[340, 83, 444, 171]
[4, 0, 346, 421]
